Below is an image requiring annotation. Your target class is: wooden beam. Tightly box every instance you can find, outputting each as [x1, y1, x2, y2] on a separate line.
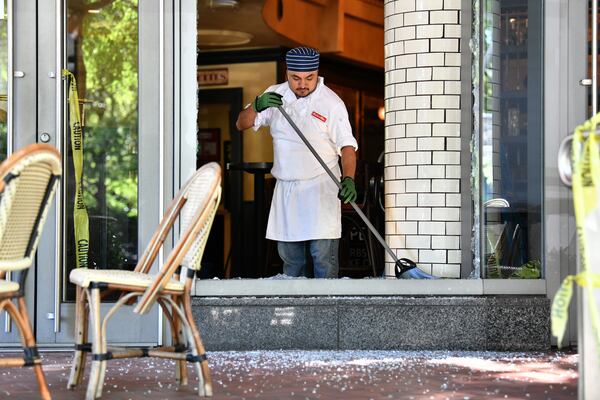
[262, 0, 383, 68]
[263, 0, 343, 53]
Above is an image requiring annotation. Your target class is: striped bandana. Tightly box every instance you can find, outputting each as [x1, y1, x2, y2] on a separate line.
[286, 47, 320, 72]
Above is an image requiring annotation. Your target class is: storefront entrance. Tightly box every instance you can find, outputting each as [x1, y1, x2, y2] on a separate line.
[0, 0, 192, 347]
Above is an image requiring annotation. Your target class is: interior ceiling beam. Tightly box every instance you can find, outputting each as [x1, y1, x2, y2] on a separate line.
[262, 0, 383, 68]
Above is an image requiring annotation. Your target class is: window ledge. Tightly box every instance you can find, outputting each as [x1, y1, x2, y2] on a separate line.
[193, 278, 546, 297]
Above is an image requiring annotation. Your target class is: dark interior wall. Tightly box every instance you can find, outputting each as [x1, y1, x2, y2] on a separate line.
[198, 47, 383, 95]
[198, 47, 385, 278]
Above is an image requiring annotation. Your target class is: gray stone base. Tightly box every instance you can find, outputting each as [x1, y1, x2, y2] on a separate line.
[191, 296, 550, 351]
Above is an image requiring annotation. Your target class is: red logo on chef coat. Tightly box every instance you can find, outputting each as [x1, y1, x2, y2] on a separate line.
[311, 111, 327, 123]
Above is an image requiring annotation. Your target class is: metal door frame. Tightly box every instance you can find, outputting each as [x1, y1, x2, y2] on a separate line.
[0, 0, 38, 345]
[543, 0, 586, 346]
[33, 0, 158, 345]
[564, 1, 598, 397]
[9, 0, 197, 346]
[545, 1, 600, 399]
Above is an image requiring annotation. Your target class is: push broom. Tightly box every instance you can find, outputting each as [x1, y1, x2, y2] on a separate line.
[277, 106, 436, 279]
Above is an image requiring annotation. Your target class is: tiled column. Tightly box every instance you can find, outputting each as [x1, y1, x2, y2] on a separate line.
[383, 0, 462, 278]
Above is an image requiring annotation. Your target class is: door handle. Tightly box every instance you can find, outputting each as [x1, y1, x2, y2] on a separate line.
[39, 132, 51, 143]
[558, 135, 574, 187]
[580, 78, 593, 87]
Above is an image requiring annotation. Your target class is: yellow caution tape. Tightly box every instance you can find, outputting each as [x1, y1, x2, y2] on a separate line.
[62, 70, 89, 268]
[552, 112, 600, 354]
[552, 272, 600, 345]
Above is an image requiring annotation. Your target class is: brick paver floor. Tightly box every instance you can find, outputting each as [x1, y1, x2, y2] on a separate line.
[0, 350, 577, 399]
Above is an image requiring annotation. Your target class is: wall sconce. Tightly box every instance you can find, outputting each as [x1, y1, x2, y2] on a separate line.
[207, 0, 239, 10]
[198, 29, 253, 47]
[377, 106, 385, 121]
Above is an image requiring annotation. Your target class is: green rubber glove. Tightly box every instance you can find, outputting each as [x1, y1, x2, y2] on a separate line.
[253, 92, 283, 112]
[338, 176, 357, 204]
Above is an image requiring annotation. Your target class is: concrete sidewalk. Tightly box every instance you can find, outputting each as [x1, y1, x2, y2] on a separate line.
[0, 350, 577, 399]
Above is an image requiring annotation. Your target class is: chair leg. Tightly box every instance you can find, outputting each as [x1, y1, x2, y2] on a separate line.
[96, 297, 109, 399]
[183, 294, 212, 397]
[96, 359, 107, 399]
[157, 297, 187, 386]
[68, 286, 89, 389]
[86, 288, 103, 400]
[12, 297, 52, 400]
[172, 297, 188, 386]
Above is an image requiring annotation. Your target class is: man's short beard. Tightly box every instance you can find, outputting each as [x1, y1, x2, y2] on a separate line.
[294, 87, 315, 98]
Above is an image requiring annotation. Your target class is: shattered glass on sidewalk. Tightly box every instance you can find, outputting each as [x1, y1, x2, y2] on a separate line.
[0, 349, 577, 399]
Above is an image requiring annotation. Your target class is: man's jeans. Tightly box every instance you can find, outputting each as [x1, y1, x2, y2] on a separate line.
[278, 239, 339, 278]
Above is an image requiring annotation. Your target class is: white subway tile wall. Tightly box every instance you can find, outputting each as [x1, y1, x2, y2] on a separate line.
[384, 0, 462, 278]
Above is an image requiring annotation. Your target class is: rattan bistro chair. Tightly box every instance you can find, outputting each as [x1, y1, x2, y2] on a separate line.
[0, 144, 62, 400]
[67, 162, 221, 399]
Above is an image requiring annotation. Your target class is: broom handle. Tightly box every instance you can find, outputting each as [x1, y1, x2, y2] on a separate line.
[277, 106, 399, 264]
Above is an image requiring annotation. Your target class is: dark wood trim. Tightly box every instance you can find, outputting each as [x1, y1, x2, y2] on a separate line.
[197, 47, 384, 96]
[198, 47, 285, 66]
[319, 55, 384, 97]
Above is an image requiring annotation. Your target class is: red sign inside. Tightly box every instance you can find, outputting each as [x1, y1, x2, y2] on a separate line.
[198, 69, 228, 86]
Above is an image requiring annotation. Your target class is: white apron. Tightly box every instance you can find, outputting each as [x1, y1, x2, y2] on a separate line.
[254, 78, 357, 241]
[266, 167, 341, 241]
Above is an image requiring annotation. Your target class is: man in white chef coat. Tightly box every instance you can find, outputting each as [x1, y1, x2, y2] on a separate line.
[236, 47, 358, 278]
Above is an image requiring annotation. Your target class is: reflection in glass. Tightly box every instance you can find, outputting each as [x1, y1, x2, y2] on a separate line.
[0, 1, 7, 162]
[480, 0, 543, 279]
[65, 0, 139, 300]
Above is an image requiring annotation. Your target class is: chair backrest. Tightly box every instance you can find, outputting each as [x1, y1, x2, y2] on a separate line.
[179, 162, 221, 271]
[0, 144, 61, 272]
[134, 162, 221, 314]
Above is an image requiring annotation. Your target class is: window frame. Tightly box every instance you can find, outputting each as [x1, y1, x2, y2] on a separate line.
[185, 0, 558, 297]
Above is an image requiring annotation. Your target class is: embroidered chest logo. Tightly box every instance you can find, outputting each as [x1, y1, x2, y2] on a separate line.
[311, 111, 327, 123]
